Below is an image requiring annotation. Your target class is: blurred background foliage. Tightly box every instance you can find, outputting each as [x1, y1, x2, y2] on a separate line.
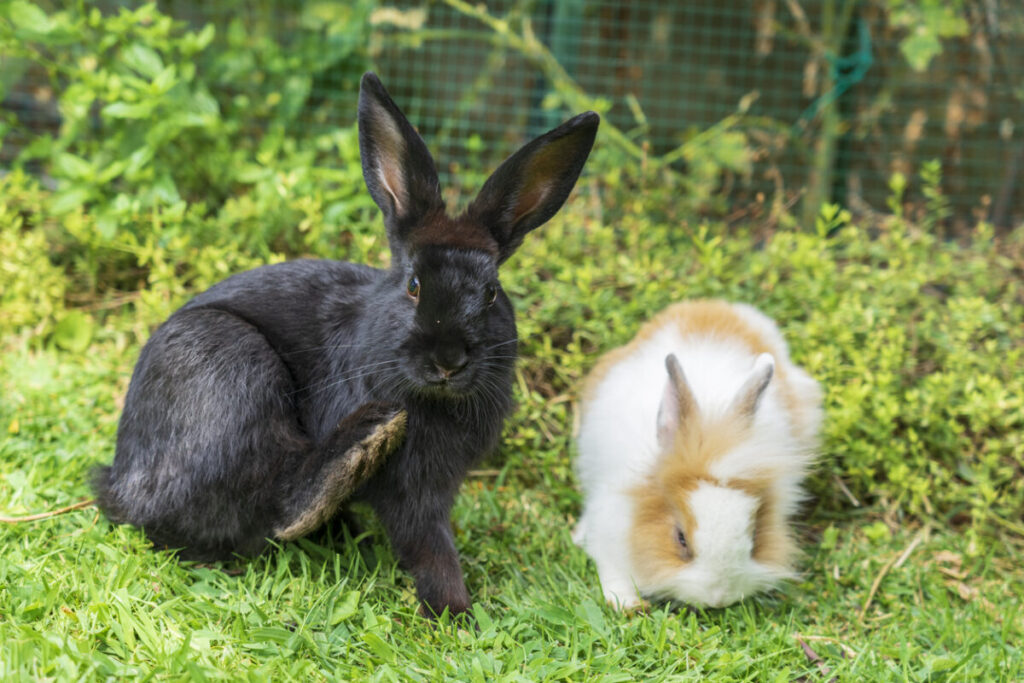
[1, 1, 1022, 534]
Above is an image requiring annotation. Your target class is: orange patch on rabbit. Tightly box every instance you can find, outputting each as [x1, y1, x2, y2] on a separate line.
[584, 300, 805, 418]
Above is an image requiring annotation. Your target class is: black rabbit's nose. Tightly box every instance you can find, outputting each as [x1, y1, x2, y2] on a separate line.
[435, 363, 463, 380]
[432, 350, 468, 380]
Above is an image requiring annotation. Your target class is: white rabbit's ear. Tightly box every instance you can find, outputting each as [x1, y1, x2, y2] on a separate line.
[468, 111, 599, 265]
[657, 354, 698, 450]
[729, 353, 775, 421]
[358, 73, 444, 241]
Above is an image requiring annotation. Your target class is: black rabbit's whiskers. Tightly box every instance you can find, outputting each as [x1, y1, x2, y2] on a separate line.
[296, 359, 406, 399]
[481, 338, 518, 352]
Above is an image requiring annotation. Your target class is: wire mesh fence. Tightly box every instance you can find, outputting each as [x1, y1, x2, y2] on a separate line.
[3, 0, 1022, 229]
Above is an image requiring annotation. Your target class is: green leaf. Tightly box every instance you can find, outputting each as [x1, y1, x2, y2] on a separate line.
[52, 311, 94, 353]
[921, 654, 958, 674]
[820, 525, 840, 550]
[122, 43, 164, 79]
[151, 173, 181, 204]
[150, 65, 178, 94]
[248, 627, 294, 645]
[95, 159, 129, 184]
[8, 0, 54, 35]
[125, 146, 155, 175]
[102, 101, 155, 119]
[330, 591, 360, 625]
[187, 88, 220, 116]
[710, 131, 752, 173]
[181, 23, 216, 55]
[900, 30, 943, 72]
[472, 602, 494, 632]
[195, 23, 216, 50]
[864, 521, 892, 544]
[95, 211, 118, 241]
[48, 186, 91, 214]
[576, 599, 608, 637]
[52, 153, 93, 180]
[362, 632, 394, 664]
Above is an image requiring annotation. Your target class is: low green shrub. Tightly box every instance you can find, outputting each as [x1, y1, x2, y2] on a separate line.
[0, 171, 65, 338]
[503, 206, 1024, 530]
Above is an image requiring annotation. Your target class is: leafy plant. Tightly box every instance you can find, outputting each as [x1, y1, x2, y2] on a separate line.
[0, 0, 377, 303]
[888, 0, 970, 72]
[0, 171, 65, 339]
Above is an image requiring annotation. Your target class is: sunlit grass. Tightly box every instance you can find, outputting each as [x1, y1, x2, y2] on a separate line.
[2, 218, 1023, 679]
[2, 338, 1021, 680]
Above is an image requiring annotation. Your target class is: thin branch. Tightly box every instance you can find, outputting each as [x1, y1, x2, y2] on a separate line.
[793, 633, 858, 660]
[858, 528, 927, 622]
[796, 637, 836, 681]
[833, 474, 861, 507]
[0, 498, 96, 523]
[468, 469, 502, 478]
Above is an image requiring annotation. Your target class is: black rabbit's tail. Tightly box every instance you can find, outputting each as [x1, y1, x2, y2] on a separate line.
[90, 464, 127, 524]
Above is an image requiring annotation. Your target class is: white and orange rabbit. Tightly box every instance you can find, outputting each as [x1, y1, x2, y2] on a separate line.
[573, 300, 822, 609]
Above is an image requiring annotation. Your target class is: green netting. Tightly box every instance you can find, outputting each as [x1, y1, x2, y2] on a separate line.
[369, 0, 1024, 228]
[3, 0, 1022, 228]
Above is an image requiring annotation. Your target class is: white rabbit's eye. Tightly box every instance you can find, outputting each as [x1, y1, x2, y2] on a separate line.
[676, 527, 692, 560]
[407, 275, 420, 300]
[485, 284, 498, 306]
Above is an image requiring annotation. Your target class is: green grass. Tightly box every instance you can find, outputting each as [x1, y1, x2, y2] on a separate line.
[3, 214, 1023, 680]
[0, 345, 1020, 680]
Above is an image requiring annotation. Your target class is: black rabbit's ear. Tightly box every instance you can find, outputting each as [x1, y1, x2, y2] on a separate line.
[468, 111, 599, 265]
[358, 73, 443, 240]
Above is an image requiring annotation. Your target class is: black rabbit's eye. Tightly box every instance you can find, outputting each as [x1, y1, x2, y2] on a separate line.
[485, 284, 498, 306]
[407, 275, 420, 300]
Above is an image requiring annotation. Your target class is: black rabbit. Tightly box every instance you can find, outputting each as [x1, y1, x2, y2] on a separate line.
[93, 73, 599, 615]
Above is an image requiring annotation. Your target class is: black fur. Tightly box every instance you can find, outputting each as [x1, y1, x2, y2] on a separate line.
[93, 72, 599, 615]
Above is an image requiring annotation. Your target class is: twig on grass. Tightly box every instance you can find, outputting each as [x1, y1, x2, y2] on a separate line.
[858, 527, 927, 622]
[796, 637, 837, 682]
[0, 498, 96, 523]
[793, 633, 858, 660]
[468, 469, 502, 478]
[833, 474, 861, 507]
[892, 529, 927, 570]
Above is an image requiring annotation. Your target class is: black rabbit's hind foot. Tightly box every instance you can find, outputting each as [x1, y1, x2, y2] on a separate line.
[275, 406, 407, 541]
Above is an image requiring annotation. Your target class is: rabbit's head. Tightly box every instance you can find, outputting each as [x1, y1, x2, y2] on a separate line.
[629, 354, 798, 608]
[356, 73, 598, 397]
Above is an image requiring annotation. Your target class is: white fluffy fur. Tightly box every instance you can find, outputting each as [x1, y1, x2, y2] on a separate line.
[573, 302, 822, 609]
